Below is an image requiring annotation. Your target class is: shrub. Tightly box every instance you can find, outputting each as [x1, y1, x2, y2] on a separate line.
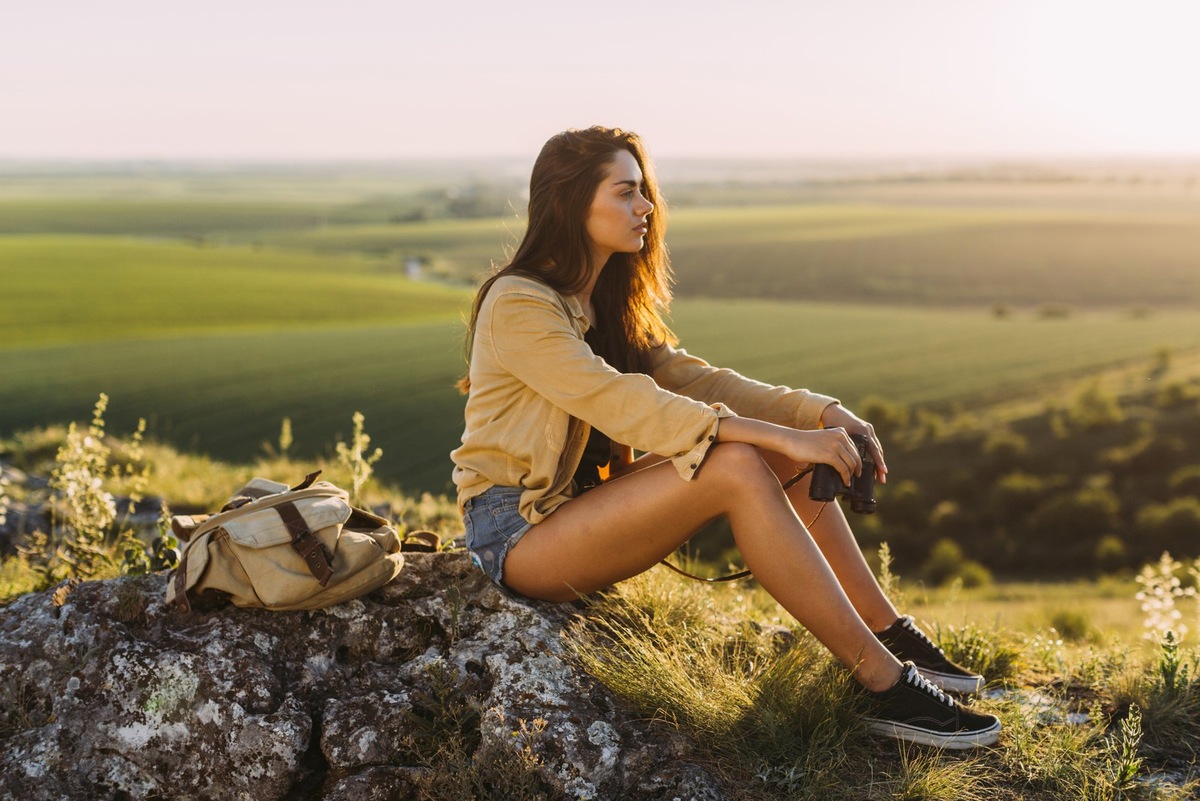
[981, 428, 1029, 472]
[1168, 464, 1200, 497]
[988, 470, 1062, 523]
[1136, 498, 1200, 558]
[1047, 608, 1092, 642]
[1093, 534, 1129, 573]
[877, 479, 926, 539]
[921, 538, 966, 586]
[857, 396, 909, 443]
[1024, 484, 1121, 566]
[1157, 380, 1200, 409]
[1068, 381, 1124, 431]
[921, 538, 992, 588]
[910, 409, 947, 444]
[955, 560, 993, 589]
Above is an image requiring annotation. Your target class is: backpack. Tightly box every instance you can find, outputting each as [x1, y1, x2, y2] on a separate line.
[166, 472, 426, 612]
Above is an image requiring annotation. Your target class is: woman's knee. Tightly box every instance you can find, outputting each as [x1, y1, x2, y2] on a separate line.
[702, 442, 776, 488]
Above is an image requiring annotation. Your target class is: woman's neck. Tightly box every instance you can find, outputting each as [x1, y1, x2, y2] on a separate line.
[576, 257, 606, 327]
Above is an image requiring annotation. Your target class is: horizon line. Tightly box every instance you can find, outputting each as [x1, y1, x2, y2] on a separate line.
[3, 152, 1200, 167]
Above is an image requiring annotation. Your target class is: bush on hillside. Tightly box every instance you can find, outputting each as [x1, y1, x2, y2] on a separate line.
[1136, 498, 1200, 560]
[1069, 381, 1124, 431]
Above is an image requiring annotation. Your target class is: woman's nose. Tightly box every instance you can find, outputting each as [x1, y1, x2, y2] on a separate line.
[637, 195, 654, 216]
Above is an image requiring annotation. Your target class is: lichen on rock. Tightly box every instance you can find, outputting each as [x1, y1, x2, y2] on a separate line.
[0, 553, 725, 800]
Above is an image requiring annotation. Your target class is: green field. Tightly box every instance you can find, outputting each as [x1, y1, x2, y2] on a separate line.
[668, 206, 1200, 306]
[4, 288, 1200, 493]
[0, 236, 469, 346]
[4, 163, 1200, 495]
[4, 164, 1200, 309]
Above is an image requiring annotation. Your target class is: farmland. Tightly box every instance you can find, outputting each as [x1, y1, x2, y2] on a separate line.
[4, 289, 1200, 494]
[3, 160, 1200, 499]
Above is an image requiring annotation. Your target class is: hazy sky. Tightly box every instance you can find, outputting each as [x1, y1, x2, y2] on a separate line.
[4, 0, 1199, 160]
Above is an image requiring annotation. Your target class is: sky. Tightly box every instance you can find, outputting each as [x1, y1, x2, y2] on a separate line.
[3, 0, 1199, 161]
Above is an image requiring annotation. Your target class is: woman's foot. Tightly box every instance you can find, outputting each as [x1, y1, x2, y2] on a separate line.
[875, 615, 985, 695]
[862, 662, 1001, 749]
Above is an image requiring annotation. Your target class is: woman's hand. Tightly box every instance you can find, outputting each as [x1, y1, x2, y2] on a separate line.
[820, 403, 889, 484]
[783, 426, 865, 486]
[718, 417, 865, 486]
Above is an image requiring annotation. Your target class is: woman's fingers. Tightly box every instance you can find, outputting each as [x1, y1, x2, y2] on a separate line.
[820, 427, 861, 485]
[822, 405, 889, 484]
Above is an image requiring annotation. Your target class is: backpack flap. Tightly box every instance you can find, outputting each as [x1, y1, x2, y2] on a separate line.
[221, 495, 350, 549]
[223, 495, 350, 588]
[236, 476, 290, 498]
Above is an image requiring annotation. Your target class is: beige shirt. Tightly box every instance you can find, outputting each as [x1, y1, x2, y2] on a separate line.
[450, 275, 839, 524]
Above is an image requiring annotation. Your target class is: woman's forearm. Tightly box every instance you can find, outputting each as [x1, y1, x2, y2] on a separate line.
[716, 416, 795, 453]
[717, 415, 862, 485]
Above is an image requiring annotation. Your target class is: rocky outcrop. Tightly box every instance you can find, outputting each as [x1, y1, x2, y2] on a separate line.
[0, 553, 726, 800]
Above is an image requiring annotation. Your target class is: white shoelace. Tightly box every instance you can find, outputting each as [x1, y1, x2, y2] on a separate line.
[902, 664, 954, 708]
[900, 615, 946, 655]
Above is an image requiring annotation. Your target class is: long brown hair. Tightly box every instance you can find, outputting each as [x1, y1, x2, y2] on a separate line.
[457, 126, 676, 392]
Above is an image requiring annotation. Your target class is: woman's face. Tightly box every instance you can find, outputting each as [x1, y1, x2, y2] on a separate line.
[584, 149, 654, 267]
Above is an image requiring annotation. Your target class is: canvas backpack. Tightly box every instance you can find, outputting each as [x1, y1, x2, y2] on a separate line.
[166, 472, 425, 612]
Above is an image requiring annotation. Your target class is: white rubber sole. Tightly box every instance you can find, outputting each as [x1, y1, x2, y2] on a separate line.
[863, 717, 1002, 749]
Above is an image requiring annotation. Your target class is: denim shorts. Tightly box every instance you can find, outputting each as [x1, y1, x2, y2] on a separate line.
[463, 485, 533, 586]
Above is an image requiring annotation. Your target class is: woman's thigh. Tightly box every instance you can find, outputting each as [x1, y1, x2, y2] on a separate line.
[503, 445, 771, 601]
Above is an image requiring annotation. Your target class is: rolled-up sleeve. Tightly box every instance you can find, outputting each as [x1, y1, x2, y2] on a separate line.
[648, 342, 838, 431]
[485, 288, 734, 480]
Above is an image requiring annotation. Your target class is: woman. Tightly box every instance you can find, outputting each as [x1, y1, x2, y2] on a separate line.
[451, 126, 1000, 749]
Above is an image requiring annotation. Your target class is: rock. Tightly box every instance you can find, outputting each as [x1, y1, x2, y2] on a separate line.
[0, 553, 726, 800]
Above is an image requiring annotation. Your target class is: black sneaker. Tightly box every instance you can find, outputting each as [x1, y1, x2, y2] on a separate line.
[863, 662, 1001, 749]
[875, 615, 985, 695]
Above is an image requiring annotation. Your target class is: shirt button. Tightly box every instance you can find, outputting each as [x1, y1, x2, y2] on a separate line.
[690, 463, 698, 469]
[708, 435, 715, 442]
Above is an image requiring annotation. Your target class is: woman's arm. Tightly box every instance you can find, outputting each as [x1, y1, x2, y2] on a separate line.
[649, 342, 889, 484]
[648, 342, 838, 431]
[483, 285, 731, 479]
[717, 416, 868, 486]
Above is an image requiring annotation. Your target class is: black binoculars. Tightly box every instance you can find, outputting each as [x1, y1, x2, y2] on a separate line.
[808, 432, 877, 514]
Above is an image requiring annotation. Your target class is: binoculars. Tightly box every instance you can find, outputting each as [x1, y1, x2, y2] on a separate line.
[808, 433, 877, 514]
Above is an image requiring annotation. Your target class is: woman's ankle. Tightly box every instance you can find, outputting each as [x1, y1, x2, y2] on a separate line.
[856, 657, 904, 693]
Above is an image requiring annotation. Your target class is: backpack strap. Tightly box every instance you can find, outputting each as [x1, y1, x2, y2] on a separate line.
[172, 552, 192, 612]
[400, 529, 440, 552]
[275, 499, 335, 586]
[171, 514, 210, 543]
[290, 470, 323, 492]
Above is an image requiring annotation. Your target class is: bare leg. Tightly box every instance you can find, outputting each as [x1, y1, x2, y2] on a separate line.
[502, 443, 903, 692]
[758, 450, 901, 633]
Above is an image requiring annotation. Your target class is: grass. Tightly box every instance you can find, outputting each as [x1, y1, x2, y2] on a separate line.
[563, 566, 1200, 801]
[5, 165, 1199, 794]
[906, 579, 1148, 649]
[0, 322, 467, 493]
[220, 202, 1200, 307]
[669, 212, 1200, 307]
[0, 236, 470, 347]
[6, 177, 1200, 308]
[2, 412, 1198, 797]
[0, 198, 335, 237]
[5, 222, 1200, 498]
[4, 297, 1200, 494]
[667, 301, 1200, 409]
[247, 217, 523, 279]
